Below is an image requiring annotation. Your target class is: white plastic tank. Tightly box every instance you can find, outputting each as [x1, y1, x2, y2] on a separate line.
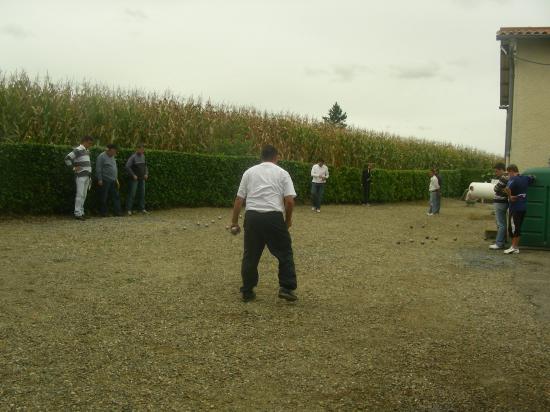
[466, 179, 497, 201]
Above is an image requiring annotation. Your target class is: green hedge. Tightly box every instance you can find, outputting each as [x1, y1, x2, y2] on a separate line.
[0, 143, 490, 214]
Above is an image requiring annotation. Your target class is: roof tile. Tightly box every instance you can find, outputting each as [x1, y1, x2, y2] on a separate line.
[497, 27, 550, 38]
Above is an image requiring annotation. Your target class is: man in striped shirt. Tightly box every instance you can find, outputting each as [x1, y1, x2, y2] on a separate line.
[65, 136, 94, 220]
[489, 162, 509, 250]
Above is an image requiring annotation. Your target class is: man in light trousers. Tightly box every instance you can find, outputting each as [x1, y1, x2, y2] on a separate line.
[489, 162, 509, 250]
[65, 135, 94, 220]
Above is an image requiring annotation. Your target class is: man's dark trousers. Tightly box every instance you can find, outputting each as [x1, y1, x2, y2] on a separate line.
[241, 210, 297, 293]
[363, 182, 370, 204]
[99, 179, 121, 216]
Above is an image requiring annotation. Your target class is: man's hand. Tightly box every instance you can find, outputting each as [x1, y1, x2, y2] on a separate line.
[144, 175, 148, 181]
[510, 195, 518, 202]
[98, 180, 103, 186]
[230, 224, 241, 235]
[231, 196, 244, 232]
[73, 166, 81, 172]
[133, 175, 138, 181]
[286, 220, 292, 229]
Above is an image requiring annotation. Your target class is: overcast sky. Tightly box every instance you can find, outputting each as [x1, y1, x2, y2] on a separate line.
[1, 0, 548, 155]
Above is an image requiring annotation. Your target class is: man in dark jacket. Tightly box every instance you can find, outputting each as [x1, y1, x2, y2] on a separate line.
[362, 163, 373, 205]
[125, 143, 149, 215]
[504, 164, 535, 255]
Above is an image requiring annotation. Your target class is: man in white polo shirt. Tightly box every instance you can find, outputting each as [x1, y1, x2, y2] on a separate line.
[230, 145, 298, 302]
[311, 159, 329, 212]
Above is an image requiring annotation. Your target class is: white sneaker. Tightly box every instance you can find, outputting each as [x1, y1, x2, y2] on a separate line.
[316, 209, 321, 213]
[504, 247, 519, 254]
[427, 213, 434, 216]
[489, 244, 503, 250]
[127, 211, 132, 216]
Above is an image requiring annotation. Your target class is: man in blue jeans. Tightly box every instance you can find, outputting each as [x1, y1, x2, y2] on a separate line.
[427, 169, 440, 216]
[125, 143, 149, 215]
[310, 159, 329, 213]
[489, 162, 509, 250]
[96, 144, 122, 217]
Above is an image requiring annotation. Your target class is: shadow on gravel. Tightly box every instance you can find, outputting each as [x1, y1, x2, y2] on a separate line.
[458, 248, 550, 324]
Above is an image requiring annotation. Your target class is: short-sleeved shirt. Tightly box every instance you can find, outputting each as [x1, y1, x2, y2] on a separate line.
[507, 175, 534, 212]
[237, 162, 297, 213]
[429, 175, 440, 192]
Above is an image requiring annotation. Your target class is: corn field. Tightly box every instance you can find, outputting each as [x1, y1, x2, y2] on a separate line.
[0, 71, 500, 169]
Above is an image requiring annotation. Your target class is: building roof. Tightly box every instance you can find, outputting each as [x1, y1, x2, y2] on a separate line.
[497, 27, 550, 40]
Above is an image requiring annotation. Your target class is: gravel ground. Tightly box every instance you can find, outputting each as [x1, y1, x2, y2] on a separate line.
[1, 200, 549, 411]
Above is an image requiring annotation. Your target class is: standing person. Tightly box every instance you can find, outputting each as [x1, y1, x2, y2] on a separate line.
[310, 159, 329, 213]
[427, 169, 440, 216]
[504, 164, 535, 255]
[96, 144, 122, 217]
[489, 162, 509, 250]
[231, 145, 298, 302]
[65, 135, 94, 220]
[434, 168, 442, 214]
[125, 143, 149, 215]
[362, 163, 373, 205]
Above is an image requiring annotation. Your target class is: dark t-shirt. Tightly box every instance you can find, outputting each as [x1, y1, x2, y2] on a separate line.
[362, 168, 371, 185]
[507, 175, 534, 212]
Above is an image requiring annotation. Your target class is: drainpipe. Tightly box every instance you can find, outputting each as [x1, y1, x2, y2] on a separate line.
[504, 39, 516, 166]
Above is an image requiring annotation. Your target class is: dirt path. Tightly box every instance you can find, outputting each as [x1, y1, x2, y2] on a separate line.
[1, 200, 549, 410]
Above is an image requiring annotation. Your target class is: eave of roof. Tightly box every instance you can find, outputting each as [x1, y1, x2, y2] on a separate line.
[497, 27, 550, 40]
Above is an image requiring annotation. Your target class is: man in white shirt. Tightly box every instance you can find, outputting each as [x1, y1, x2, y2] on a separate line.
[231, 145, 298, 302]
[427, 169, 440, 216]
[310, 159, 329, 212]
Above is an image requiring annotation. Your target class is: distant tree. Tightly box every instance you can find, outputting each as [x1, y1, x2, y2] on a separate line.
[323, 102, 347, 127]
